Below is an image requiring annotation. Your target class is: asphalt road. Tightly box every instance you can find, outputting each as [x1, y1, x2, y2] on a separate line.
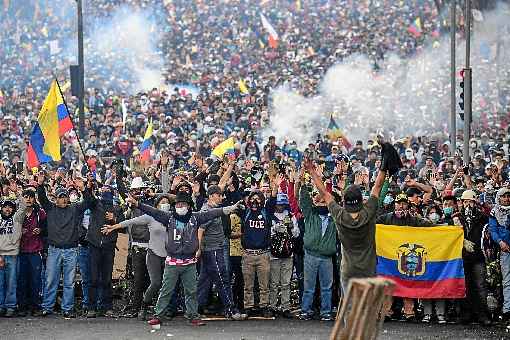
[1, 316, 509, 340]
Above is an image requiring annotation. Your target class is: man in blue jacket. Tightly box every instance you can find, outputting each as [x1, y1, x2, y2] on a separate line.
[489, 187, 510, 323]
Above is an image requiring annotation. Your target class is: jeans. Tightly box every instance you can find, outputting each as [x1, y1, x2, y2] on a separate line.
[154, 264, 199, 319]
[198, 249, 235, 314]
[88, 246, 114, 311]
[0, 255, 18, 310]
[269, 257, 293, 311]
[423, 299, 446, 316]
[41, 246, 78, 313]
[17, 253, 42, 311]
[501, 252, 510, 313]
[77, 245, 90, 309]
[242, 251, 270, 309]
[301, 252, 333, 316]
[143, 249, 165, 305]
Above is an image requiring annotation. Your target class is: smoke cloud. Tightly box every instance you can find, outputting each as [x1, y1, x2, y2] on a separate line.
[264, 3, 510, 147]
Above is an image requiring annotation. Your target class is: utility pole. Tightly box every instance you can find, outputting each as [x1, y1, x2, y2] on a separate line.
[463, 0, 472, 165]
[450, 0, 457, 156]
[77, 0, 85, 139]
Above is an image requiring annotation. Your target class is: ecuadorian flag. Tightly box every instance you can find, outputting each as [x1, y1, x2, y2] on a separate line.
[327, 115, 351, 149]
[376, 225, 466, 299]
[27, 80, 73, 168]
[139, 119, 153, 162]
[212, 137, 235, 159]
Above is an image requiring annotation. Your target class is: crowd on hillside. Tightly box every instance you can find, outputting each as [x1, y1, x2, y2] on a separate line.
[1, 0, 510, 329]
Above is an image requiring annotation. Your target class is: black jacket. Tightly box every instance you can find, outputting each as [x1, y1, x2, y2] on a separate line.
[85, 196, 124, 249]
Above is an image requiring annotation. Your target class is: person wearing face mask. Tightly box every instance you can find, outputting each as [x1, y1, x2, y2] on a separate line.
[490, 187, 510, 325]
[442, 195, 457, 225]
[81, 185, 124, 318]
[452, 190, 491, 325]
[376, 193, 433, 322]
[0, 198, 27, 317]
[102, 195, 174, 321]
[196, 185, 246, 320]
[128, 191, 242, 327]
[294, 165, 338, 322]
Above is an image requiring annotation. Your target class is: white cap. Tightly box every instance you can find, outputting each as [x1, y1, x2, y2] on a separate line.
[130, 177, 147, 189]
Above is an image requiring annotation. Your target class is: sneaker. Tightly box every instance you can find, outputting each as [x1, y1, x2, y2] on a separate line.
[298, 312, 313, 321]
[437, 314, 446, 324]
[104, 310, 115, 318]
[137, 308, 147, 321]
[422, 314, 431, 323]
[245, 308, 258, 317]
[33, 309, 51, 317]
[148, 317, 161, 326]
[123, 310, 137, 318]
[63, 311, 76, 319]
[86, 310, 97, 318]
[17, 310, 28, 317]
[262, 308, 274, 318]
[230, 312, 247, 321]
[190, 319, 206, 326]
[320, 314, 333, 321]
[281, 310, 293, 319]
[4, 309, 16, 317]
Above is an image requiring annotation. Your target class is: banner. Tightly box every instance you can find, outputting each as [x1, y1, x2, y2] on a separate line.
[376, 225, 465, 299]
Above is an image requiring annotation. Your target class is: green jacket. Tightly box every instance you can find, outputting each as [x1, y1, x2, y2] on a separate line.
[298, 186, 337, 257]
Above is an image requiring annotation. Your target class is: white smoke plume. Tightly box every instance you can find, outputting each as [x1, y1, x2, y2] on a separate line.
[264, 3, 510, 147]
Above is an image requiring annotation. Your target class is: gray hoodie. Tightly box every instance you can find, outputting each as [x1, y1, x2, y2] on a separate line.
[0, 200, 28, 256]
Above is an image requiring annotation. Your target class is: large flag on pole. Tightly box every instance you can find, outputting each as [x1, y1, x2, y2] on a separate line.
[326, 115, 351, 149]
[260, 14, 279, 49]
[139, 119, 153, 162]
[407, 17, 422, 38]
[27, 80, 73, 168]
[376, 225, 466, 298]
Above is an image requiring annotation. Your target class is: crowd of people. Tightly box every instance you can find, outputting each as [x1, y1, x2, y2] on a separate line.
[1, 0, 510, 331]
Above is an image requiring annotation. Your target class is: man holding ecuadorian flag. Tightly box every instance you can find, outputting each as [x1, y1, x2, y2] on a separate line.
[212, 137, 236, 160]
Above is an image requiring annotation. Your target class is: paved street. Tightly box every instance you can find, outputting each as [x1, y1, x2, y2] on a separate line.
[1, 316, 509, 340]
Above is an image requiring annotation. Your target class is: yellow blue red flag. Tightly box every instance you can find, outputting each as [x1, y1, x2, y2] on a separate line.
[139, 119, 153, 162]
[376, 225, 466, 298]
[212, 137, 235, 159]
[27, 80, 73, 168]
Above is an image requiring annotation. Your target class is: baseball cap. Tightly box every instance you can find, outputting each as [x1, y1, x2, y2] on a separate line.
[343, 185, 363, 213]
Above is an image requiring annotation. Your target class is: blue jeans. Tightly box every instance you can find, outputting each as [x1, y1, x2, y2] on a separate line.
[17, 253, 42, 311]
[501, 252, 510, 313]
[0, 255, 18, 310]
[301, 252, 333, 316]
[41, 246, 78, 313]
[198, 249, 234, 314]
[78, 245, 90, 309]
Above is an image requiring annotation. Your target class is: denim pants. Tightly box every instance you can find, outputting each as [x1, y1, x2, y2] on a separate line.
[143, 249, 165, 305]
[154, 263, 199, 319]
[501, 252, 510, 313]
[41, 246, 78, 313]
[198, 249, 235, 314]
[77, 245, 90, 309]
[301, 252, 333, 316]
[17, 253, 42, 311]
[0, 255, 18, 310]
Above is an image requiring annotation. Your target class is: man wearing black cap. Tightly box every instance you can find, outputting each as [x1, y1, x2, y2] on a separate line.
[197, 185, 246, 320]
[36, 172, 94, 318]
[304, 157, 387, 293]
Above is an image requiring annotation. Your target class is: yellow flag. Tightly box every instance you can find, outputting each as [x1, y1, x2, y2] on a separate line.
[238, 79, 249, 95]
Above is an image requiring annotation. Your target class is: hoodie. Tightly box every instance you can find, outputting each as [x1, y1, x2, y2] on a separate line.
[327, 195, 379, 281]
[0, 200, 28, 255]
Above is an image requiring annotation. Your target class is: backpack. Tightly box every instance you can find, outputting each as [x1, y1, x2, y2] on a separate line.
[270, 215, 294, 258]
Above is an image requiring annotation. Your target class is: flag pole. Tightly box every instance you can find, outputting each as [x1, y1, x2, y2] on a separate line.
[54, 77, 88, 167]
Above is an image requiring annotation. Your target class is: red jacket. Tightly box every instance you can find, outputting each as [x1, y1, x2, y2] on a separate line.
[20, 208, 46, 253]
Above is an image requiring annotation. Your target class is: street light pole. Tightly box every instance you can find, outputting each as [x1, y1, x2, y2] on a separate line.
[77, 0, 85, 139]
[450, 0, 456, 156]
[463, 0, 472, 165]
